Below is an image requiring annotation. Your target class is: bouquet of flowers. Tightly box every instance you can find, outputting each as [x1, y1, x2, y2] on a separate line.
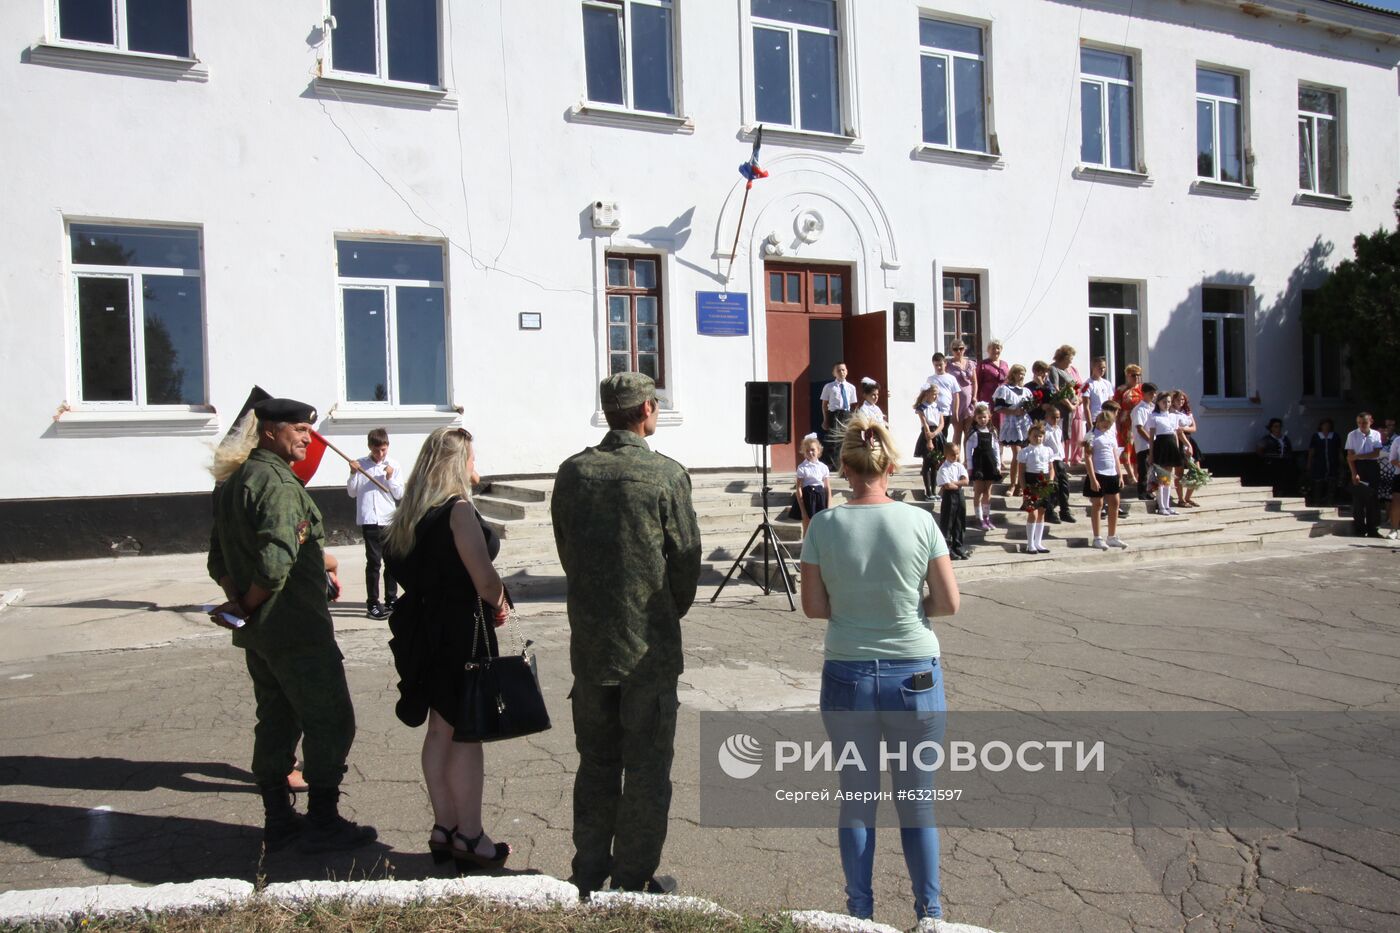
[1049, 380, 1082, 407]
[1026, 385, 1051, 412]
[1024, 478, 1057, 511]
[1182, 457, 1213, 491]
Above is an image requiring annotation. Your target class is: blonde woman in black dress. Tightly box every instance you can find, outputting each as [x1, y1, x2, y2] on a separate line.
[384, 427, 512, 871]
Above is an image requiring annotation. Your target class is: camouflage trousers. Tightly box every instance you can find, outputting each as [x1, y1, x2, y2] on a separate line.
[244, 645, 355, 788]
[569, 677, 680, 891]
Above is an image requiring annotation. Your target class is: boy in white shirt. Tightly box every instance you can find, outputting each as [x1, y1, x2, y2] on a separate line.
[1041, 405, 1075, 525]
[935, 443, 971, 560]
[348, 427, 405, 619]
[1131, 384, 1158, 501]
[921, 353, 961, 428]
[820, 362, 857, 468]
[1082, 356, 1114, 420]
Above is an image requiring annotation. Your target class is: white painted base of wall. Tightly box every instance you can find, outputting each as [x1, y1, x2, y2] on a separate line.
[0, 875, 1002, 932]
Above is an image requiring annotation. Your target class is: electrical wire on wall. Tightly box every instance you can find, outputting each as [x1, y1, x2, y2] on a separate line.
[311, 13, 590, 297]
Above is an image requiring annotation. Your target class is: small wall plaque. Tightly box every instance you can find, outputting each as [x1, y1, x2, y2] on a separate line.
[893, 302, 915, 342]
[519, 312, 542, 330]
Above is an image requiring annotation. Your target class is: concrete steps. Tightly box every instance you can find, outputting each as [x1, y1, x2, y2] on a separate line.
[476, 466, 1351, 599]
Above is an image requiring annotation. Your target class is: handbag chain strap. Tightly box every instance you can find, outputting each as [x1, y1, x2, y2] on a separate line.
[469, 592, 526, 664]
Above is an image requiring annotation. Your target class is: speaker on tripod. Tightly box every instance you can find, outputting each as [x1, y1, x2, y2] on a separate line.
[713, 381, 797, 609]
[744, 381, 791, 445]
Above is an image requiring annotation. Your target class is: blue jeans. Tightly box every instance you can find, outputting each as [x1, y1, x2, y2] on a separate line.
[820, 657, 946, 921]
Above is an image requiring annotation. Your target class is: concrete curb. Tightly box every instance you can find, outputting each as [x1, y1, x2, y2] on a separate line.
[0, 876, 1001, 931]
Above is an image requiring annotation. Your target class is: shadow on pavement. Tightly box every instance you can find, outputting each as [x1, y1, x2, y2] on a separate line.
[0, 799, 543, 886]
[0, 756, 255, 794]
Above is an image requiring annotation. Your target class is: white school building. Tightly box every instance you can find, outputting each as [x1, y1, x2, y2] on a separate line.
[2, 0, 1397, 553]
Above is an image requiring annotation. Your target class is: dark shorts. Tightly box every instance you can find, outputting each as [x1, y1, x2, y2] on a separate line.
[1083, 473, 1122, 498]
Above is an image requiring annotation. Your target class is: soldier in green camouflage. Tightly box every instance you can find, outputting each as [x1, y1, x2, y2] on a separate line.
[551, 372, 702, 897]
[207, 397, 377, 854]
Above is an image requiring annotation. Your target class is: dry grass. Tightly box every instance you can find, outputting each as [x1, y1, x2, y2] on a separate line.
[1, 898, 809, 933]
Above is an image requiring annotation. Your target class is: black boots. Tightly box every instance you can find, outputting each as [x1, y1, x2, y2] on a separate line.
[259, 782, 306, 852]
[300, 786, 378, 853]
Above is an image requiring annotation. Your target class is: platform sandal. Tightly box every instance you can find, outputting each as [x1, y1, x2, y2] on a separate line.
[452, 828, 511, 870]
[429, 823, 456, 865]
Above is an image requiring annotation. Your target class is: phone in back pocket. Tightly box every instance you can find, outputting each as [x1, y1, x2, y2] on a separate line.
[910, 670, 934, 691]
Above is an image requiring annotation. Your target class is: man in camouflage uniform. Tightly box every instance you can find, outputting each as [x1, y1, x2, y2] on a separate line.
[551, 373, 702, 897]
[208, 398, 376, 854]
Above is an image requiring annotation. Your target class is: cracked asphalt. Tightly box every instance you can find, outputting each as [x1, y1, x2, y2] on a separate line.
[0, 538, 1398, 931]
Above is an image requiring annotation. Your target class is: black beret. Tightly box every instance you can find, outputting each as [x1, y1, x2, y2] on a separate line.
[253, 397, 317, 424]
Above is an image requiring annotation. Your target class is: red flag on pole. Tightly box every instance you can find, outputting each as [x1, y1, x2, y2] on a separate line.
[290, 432, 328, 484]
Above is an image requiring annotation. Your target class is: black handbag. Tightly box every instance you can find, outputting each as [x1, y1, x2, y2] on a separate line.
[454, 593, 552, 743]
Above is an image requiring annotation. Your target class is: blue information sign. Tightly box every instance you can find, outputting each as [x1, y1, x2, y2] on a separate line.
[696, 291, 750, 336]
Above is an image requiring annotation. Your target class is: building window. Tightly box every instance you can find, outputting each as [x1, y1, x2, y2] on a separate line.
[1202, 285, 1248, 399]
[941, 273, 981, 354]
[582, 0, 676, 115]
[919, 18, 986, 152]
[1300, 290, 1342, 398]
[1298, 86, 1341, 196]
[751, 0, 841, 135]
[69, 223, 205, 406]
[336, 240, 448, 405]
[606, 254, 665, 385]
[1196, 67, 1245, 184]
[56, 0, 191, 57]
[1080, 47, 1135, 171]
[329, 0, 440, 87]
[1087, 281, 1140, 387]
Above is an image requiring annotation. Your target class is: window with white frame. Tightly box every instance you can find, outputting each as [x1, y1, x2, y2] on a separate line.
[1087, 281, 1141, 388]
[1196, 67, 1245, 184]
[1300, 289, 1343, 398]
[605, 253, 665, 385]
[919, 18, 987, 152]
[68, 223, 205, 406]
[582, 0, 677, 115]
[55, 0, 190, 57]
[1298, 86, 1341, 196]
[329, 0, 440, 87]
[336, 240, 449, 406]
[1201, 285, 1248, 399]
[1080, 47, 1136, 171]
[751, 0, 841, 135]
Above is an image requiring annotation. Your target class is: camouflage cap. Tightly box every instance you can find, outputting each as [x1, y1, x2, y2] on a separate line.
[599, 372, 657, 412]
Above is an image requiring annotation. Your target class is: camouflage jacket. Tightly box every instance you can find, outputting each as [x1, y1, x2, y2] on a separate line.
[208, 448, 337, 654]
[551, 430, 702, 684]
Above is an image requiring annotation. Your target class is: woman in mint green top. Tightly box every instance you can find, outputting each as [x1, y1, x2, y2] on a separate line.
[801, 415, 960, 927]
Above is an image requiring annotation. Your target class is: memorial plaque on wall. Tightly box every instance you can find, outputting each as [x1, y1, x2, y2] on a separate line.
[893, 302, 915, 342]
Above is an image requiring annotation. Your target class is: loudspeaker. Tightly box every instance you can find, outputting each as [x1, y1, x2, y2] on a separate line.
[744, 381, 791, 445]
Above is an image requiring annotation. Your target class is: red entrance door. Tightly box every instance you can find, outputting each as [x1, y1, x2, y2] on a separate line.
[764, 263, 855, 470]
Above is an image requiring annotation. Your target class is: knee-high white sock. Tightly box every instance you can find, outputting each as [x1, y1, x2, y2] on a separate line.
[1035, 522, 1046, 548]
[1030, 521, 1041, 548]
[1157, 486, 1171, 512]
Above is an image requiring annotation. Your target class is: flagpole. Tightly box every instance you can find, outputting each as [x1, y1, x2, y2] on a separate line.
[725, 181, 754, 284]
[315, 430, 394, 497]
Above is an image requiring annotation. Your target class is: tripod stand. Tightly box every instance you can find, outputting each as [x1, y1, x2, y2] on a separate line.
[710, 443, 798, 610]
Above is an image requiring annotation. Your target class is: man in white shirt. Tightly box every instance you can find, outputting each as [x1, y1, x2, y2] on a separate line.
[819, 361, 856, 468]
[348, 428, 405, 618]
[1131, 384, 1158, 501]
[1345, 411, 1384, 538]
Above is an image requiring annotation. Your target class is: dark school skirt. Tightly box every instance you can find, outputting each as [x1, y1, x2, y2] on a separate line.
[789, 484, 829, 519]
[1152, 434, 1184, 469]
[914, 430, 945, 460]
[1083, 473, 1122, 498]
[970, 438, 1002, 482]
